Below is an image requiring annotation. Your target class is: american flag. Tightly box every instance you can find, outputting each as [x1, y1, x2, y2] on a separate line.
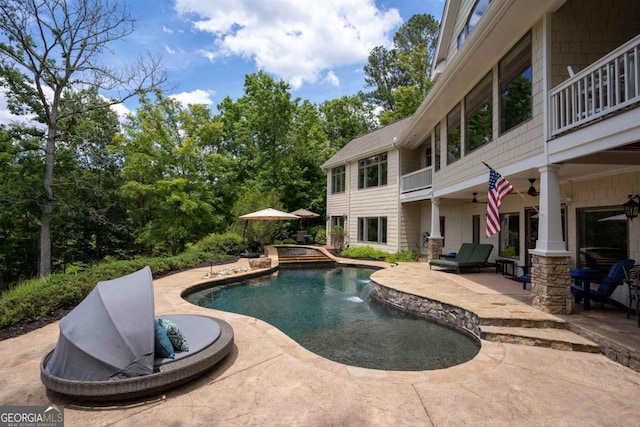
[486, 165, 513, 237]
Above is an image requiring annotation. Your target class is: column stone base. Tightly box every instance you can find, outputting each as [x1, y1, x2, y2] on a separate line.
[426, 238, 443, 262]
[531, 253, 573, 314]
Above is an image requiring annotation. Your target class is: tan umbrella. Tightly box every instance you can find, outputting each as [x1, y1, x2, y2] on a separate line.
[239, 208, 300, 256]
[289, 208, 320, 218]
[240, 208, 300, 220]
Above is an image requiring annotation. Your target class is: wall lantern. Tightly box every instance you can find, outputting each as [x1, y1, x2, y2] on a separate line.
[623, 194, 640, 220]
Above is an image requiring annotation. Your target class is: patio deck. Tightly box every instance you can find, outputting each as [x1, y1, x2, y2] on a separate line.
[1, 257, 639, 426]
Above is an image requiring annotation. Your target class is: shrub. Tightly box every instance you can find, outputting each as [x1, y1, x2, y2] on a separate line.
[188, 232, 245, 256]
[340, 246, 389, 260]
[386, 250, 420, 263]
[0, 251, 226, 329]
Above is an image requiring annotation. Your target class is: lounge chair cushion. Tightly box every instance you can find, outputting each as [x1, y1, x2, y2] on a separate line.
[159, 318, 189, 352]
[154, 320, 175, 359]
[154, 315, 222, 366]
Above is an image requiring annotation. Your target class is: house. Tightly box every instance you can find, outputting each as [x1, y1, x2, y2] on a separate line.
[322, 0, 640, 314]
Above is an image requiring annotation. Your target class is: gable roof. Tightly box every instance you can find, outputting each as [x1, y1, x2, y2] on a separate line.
[321, 115, 413, 170]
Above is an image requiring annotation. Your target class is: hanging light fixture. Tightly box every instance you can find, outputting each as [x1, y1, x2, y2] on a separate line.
[623, 194, 640, 220]
[472, 192, 478, 203]
[527, 178, 538, 197]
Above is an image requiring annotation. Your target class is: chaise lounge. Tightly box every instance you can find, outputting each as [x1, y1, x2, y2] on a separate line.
[40, 266, 234, 401]
[429, 243, 494, 273]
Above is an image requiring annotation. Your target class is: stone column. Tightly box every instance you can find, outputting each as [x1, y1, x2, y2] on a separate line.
[427, 238, 444, 262]
[529, 164, 572, 314]
[427, 197, 443, 261]
[530, 253, 573, 314]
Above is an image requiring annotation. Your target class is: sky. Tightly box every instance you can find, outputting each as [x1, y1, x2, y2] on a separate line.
[0, 0, 446, 122]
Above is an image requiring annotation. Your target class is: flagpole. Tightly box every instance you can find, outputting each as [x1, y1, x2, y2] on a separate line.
[482, 160, 539, 213]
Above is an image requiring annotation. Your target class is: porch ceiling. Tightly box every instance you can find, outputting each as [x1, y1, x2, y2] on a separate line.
[438, 141, 640, 202]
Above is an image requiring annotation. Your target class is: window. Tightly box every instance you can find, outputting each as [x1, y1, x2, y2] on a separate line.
[331, 166, 345, 194]
[358, 153, 387, 189]
[457, 0, 491, 50]
[465, 72, 493, 153]
[499, 213, 519, 258]
[434, 125, 441, 172]
[447, 105, 461, 165]
[358, 217, 387, 243]
[331, 215, 345, 229]
[426, 140, 433, 168]
[499, 32, 532, 133]
[577, 207, 628, 274]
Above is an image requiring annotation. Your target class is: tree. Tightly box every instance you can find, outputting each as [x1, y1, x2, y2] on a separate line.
[0, 0, 166, 277]
[115, 92, 222, 255]
[362, 13, 439, 118]
[318, 95, 378, 154]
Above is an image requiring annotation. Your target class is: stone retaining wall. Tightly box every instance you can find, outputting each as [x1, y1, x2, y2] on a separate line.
[369, 281, 482, 343]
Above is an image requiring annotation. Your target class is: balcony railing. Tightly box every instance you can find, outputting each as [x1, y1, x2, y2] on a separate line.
[401, 166, 432, 193]
[550, 34, 640, 137]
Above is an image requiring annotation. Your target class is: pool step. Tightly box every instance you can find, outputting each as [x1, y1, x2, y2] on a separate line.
[480, 325, 600, 353]
[278, 254, 334, 264]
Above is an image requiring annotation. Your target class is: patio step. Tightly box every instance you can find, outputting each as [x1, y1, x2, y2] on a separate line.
[480, 317, 568, 329]
[480, 326, 600, 353]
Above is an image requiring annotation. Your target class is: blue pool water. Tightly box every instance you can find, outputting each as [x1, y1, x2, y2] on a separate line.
[185, 266, 480, 371]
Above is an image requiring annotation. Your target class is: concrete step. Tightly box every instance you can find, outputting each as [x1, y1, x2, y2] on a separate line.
[480, 325, 600, 353]
[481, 317, 568, 329]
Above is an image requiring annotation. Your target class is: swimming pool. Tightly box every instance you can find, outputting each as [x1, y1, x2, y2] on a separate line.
[185, 266, 480, 371]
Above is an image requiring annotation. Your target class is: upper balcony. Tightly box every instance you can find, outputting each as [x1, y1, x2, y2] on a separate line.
[550, 34, 640, 138]
[400, 166, 432, 202]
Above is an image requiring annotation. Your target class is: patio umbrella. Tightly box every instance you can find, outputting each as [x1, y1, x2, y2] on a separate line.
[240, 208, 300, 221]
[239, 208, 300, 255]
[44, 267, 155, 381]
[597, 214, 627, 222]
[289, 208, 320, 218]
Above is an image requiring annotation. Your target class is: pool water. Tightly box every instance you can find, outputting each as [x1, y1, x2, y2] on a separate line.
[185, 266, 480, 371]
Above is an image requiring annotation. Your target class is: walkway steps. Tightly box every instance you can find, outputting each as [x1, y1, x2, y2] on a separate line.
[481, 325, 601, 353]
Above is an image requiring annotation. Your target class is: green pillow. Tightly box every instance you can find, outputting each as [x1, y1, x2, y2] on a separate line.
[158, 318, 189, 352]
[154, 320, 175, 358]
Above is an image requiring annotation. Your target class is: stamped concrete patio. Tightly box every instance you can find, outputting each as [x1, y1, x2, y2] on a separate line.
[1, 255, 639, 426]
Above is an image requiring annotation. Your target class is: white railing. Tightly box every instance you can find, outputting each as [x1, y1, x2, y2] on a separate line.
[401, 166, 432, 193]
[550, 34, 640, 137]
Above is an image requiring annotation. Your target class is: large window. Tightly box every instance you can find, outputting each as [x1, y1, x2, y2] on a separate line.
[457, 0, 491, 50]
[447, 105, 461, 165]
[358, 153, 387, 189]
[465, 72, 493, 153]
[499, 32, 532, 133]
[499, 212, 519, 258]
[331, 166, 345, 194]
[358, 217, 387, 243]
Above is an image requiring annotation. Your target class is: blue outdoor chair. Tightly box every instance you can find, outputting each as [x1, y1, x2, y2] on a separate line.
[572, 259, 635, 308]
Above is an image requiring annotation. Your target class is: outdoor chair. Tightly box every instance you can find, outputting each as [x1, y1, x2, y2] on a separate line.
[624, 264, 640, 327]
[429, 243, 493, 273]
[296, 230, 310, 244]
[572, 259, 635, 308]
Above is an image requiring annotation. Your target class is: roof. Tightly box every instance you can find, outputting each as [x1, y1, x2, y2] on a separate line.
[321, 115, 414, 170]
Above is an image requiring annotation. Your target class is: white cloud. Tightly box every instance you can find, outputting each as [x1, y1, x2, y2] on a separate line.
[175, 0, 401, 89]
[324, 70, 340, 86]
[162, 25, 174, 34]
[110, 102, 132, 120]
[169, 89, 215, 106]
[165, 45, 176, 55]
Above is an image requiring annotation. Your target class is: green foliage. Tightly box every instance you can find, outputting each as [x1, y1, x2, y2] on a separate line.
[0, 251, 224, 329]
[310, 226, 326, 245]
[188, 232, 245, 256]
[340, 246, 389, 260]
[363, 13, 440, 117]
[385, 250, 420, 263]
